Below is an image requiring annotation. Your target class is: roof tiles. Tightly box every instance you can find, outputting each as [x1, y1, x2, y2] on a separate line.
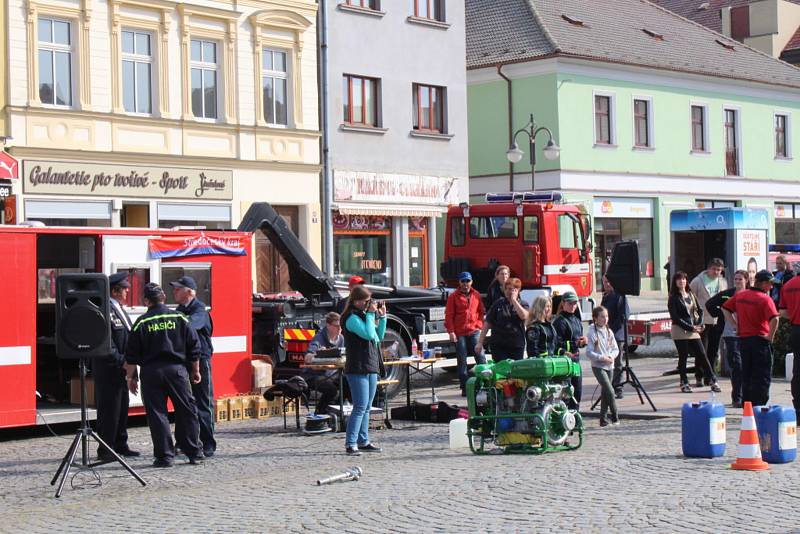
[465, 0, 800, 89]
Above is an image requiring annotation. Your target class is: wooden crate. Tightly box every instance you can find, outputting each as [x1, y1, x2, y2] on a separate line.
[228, 396, 244, 421]
[215, 398, 229, 423]
[255, 396, 270, 419]
[243, 395, 261, 419]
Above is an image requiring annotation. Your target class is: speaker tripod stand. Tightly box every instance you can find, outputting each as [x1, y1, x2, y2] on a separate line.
[50, 358, 146, 498]
[591, 295, 657, 413]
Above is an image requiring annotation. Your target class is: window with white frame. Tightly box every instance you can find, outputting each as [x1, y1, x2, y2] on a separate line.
[190, 39, 219, 119]
[775, 113, 791, 159]
[691, 104, 707, 152]
[121, 30, 153, 114]
[594, 93, 615, 145]
[38, 18, 73, 106]
[262, 49, 289, 126]
[633, 98, 652, 148]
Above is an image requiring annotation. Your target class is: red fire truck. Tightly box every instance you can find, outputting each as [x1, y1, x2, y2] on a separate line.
[440, 192, 595, 314]
[0, 225, 253, 429]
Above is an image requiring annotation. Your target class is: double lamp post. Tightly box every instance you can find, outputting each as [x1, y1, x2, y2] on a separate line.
[505, 113, 560, 191]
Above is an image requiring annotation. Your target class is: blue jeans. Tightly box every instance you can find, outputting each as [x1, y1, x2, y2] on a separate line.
[455, 330, 486, 389]
[345, 373, 377, 448]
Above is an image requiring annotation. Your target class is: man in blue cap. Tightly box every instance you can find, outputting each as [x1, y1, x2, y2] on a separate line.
[445, 271, 486, 396]
[94, 272, 139, 462]
[170, 275, 216, 457]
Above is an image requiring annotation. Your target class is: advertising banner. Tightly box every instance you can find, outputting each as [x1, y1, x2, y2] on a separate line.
[735, 229, 767, 276]
[149, 233, 247, 259]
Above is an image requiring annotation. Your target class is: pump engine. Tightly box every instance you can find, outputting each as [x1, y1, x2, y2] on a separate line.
[465, 356, 584, 454]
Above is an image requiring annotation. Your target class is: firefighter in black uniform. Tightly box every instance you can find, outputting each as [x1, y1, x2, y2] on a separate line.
[94, 272, 140, 461]
[171, 275, 216, 457]
[125, 283, 203, 468]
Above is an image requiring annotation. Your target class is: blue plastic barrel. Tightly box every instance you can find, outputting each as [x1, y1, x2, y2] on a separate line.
[754, 405, 797, 464]
[682, 401, 726, 458]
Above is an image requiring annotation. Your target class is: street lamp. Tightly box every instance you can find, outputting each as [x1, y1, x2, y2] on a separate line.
[505, 113, 560, 191]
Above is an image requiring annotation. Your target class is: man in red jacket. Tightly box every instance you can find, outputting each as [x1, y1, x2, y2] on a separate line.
[445, 272, 486, 396]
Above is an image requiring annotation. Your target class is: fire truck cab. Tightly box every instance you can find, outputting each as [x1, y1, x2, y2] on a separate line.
[441, 192, 594, 313]
[0, 225, 253, 429]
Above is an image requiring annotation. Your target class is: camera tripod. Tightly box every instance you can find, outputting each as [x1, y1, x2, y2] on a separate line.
[50, 358, 146, 498]
[591, 295, 657, 413]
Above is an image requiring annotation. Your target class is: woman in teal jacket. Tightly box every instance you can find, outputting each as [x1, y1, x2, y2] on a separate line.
[341, 285, 386, 456]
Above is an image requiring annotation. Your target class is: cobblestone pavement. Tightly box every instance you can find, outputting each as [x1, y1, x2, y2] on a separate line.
[1, 388, 799, 533]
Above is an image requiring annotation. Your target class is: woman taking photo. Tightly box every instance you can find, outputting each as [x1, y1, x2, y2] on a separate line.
[476, 277, 529, 361]
[526, 296, 558, 358]
[705, 269, 748, 407]
[341, 285, 386, 456]
[668, 271, 720, 393]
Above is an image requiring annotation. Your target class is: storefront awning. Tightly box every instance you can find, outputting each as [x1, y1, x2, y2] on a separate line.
[335, 203, 446, 218]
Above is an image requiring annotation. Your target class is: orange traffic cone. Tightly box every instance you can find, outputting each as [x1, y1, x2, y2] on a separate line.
[730, 402, 769, 471]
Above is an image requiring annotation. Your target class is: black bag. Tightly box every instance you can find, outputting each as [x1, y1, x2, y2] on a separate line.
[430, 401, 466, 423]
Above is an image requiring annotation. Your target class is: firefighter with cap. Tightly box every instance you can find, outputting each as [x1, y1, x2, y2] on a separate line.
[722, 270, 780, 407]
[125, 283, 203, 467]
[93, 272, 139, 462]
[170, 275, 216, 457]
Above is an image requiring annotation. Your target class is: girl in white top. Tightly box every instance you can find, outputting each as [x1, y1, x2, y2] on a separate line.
[587, 306, 620, 427]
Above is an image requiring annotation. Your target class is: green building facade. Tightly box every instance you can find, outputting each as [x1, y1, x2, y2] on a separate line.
[466, 0, 800, 292]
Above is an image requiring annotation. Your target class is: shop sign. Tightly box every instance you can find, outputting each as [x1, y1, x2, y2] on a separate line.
[0, 152, 19, 180]
[149, 233, 247, 259]
[23, 160, 232, 200]
[670, 208, 769, 231]
[3, 195, 14, 224]
[332, 213, 390, 231]
[593, 197, 653, 219]
[353, 251, 383, 271]
[334, 171, 458, 206]
[0, 183, 11, 199]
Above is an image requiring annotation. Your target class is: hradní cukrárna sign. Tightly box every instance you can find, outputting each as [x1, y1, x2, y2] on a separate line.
[23, 160, 232, 200]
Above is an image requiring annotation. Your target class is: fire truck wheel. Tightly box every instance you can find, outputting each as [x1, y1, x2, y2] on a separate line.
[626, 345, 638, 354]
[382, 327, 408, 398]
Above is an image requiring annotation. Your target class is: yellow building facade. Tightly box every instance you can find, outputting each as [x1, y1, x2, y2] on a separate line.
[3, 0, 321, 291]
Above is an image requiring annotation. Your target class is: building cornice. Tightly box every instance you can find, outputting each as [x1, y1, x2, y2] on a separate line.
[8, 146, 323, 173]
[7, 105, 321, 138]
[468, 56, 800, 103]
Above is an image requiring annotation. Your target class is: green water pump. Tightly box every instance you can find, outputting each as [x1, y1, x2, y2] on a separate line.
[465, 356, 584, 454]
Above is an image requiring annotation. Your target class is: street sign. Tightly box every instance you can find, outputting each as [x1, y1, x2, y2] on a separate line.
[0, 152, 19, 180]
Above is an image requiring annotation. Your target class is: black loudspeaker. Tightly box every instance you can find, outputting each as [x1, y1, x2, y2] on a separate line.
[55, 274, 111, 359]
[605, 241, 641, 296]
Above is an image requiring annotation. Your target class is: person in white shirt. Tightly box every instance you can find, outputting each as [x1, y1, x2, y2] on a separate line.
[586, 306, 620, 428]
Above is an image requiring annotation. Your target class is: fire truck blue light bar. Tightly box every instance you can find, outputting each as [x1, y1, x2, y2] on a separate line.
[485, 192, 563, 204]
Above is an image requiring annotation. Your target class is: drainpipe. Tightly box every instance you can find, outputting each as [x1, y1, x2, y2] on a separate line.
[319, 0, 334, 275]
[497, 64, 514, 191]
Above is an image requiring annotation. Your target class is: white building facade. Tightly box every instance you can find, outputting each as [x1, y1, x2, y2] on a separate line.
[323, 0, 469, 287]
[4, 0, 321, 293]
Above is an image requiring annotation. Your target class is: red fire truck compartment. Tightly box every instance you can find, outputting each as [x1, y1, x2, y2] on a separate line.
[0, 225, 252, 429]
